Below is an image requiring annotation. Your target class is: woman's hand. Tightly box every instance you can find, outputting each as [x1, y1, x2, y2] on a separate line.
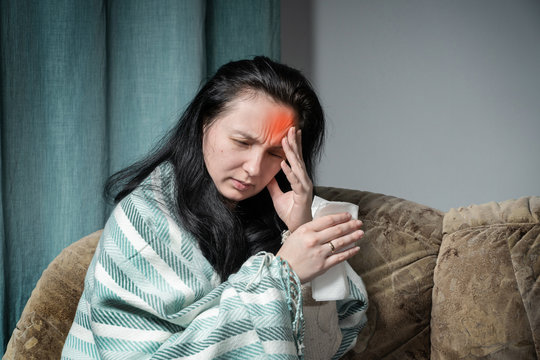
[276, 212, 363, 283]
[267, 127, 313, 233]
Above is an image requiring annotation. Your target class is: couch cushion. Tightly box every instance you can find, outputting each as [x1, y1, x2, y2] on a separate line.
[431, 197, 539, 359]
[302, 285, 343, 360]
[4, 230, 102, 359]
[316, 187, 443, 359]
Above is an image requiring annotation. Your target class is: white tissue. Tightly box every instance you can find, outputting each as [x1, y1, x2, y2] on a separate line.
[310, 197, 359, 301]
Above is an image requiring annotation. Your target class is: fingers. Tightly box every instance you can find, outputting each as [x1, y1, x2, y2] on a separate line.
[324, 227, 363, 255]
[284, 127, 302, 161]
[278, 213, 364, 283]
[282, 127, 311, 192]
[307, 212, 353, 232]
[307, 214, 363, 256]
[280, 160, 299, 186]
[319, 219, 363, 243]
[282, 127, 303, 168]
[325, 245, 361, 268]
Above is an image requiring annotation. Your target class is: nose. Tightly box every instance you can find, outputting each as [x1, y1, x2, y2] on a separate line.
[242, 149, 264, 177]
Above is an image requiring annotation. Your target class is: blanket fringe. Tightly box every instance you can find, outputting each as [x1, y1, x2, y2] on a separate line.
[276, 256, 305, 358]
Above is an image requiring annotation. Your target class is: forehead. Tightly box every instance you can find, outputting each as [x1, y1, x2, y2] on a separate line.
[211, 93, 296, 144]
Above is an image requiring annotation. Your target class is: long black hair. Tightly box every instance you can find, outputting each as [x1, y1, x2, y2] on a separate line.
[105, 56, 325, 281]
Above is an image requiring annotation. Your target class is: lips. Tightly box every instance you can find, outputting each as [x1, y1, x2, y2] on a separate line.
[231, 178, 253, 191]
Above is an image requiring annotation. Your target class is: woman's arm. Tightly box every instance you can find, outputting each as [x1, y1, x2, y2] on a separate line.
[267, 127, 313, 233]
[266, 127, 368, 358]
[267, 127, 364, 283]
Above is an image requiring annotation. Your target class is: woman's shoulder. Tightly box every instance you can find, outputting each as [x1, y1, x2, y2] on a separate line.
[119, 161, 179, 224]
[105, 161, 202, 259]
[139, 160, 176, 192]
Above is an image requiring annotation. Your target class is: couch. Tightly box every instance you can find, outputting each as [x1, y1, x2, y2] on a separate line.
[4, 187, 539, 359]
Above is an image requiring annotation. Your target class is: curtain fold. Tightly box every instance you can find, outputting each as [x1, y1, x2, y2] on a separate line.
[0, 0, 280, 351]
[107, 0, 206, 174]
[206, 0, 280, 76]
[1, 1, 108, 350]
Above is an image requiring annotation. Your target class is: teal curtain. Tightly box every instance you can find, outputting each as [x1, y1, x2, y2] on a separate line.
[0, 0, 280, 351]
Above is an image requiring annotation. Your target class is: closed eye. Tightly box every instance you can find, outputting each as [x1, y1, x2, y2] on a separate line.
[270, 151, 285, 159]
[233, 139, 250, 146]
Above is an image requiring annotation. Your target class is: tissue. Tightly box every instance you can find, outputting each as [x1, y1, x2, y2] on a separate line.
[310, 197, 359, 301]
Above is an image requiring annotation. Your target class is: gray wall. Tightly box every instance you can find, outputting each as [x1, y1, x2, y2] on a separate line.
[281, 0, 540, 211]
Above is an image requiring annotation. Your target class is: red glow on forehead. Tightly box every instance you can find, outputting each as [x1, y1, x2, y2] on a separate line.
[265, 109, 295, 144]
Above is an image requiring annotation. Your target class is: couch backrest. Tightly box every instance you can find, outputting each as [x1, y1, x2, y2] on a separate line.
[432, 196, 539, 359]
[316, 186, 444, 359]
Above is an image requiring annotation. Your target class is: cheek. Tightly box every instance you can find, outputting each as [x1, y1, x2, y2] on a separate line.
[204, 134, 230, 162]
[210, 145, 244, 171]
[261, 158, 283, 181]
[203, 141, 227, 175]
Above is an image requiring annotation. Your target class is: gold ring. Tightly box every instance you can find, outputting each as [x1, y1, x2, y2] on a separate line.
[328, 241, 335, 254]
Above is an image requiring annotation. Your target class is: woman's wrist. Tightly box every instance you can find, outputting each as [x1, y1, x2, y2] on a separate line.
[281, 229, 291, 244]
[289, 213, 313, 233]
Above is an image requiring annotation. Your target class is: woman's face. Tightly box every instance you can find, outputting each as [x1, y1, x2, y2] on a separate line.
[203, 93, 296, 202]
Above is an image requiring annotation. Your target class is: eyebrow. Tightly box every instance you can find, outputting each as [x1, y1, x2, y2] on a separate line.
[233, 130, 255, 139]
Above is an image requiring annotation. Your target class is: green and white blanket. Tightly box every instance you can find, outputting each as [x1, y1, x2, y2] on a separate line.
[62, 162, 368, 359]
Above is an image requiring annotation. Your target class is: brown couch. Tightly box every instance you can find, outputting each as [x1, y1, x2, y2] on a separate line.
[4, 187, 539, 359]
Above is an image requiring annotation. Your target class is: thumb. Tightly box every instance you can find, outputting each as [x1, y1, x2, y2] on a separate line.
[266, 177, 283, 203]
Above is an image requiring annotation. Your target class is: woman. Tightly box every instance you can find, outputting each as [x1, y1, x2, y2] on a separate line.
[62, 57, 367, 359]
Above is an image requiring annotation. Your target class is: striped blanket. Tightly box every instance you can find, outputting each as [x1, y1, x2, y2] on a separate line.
[62, 162, 368, 359]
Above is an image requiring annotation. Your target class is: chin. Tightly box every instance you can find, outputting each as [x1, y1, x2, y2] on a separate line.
[227, 192, 254, 202]
[221, 187, 260, 202]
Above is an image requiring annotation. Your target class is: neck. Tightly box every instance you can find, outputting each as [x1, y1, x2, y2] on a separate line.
[220, 195, 237, 210]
